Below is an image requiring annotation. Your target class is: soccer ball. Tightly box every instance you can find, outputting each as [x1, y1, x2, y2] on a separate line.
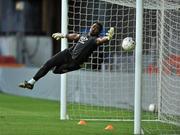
[148, 104, 156, 112]
[122, 37, 135, 51]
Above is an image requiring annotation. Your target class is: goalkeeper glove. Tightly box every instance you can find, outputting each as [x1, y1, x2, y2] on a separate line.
[52, 33, 66, 40]
[106, 27, 114, 40]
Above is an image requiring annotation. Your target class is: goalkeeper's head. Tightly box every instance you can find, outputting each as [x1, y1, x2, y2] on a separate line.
[89, 22, 103, 36]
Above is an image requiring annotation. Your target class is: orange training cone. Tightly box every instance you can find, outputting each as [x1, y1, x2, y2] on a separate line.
[104, 124, 114, 130]
[78, 120, 87, 125]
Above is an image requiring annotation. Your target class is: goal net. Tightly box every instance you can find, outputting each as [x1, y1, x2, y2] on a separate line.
[65, 0, 180, 134]
[157, 0, 180, 129]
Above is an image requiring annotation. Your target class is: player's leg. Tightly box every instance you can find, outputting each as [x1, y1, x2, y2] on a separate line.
[52, 62, 81, 74]
[19, 49, 71, 90]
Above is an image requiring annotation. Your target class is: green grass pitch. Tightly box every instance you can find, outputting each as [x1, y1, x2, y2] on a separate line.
[0, 92, 179, 135]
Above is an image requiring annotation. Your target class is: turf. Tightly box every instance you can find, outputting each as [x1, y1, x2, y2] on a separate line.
[0, 93, 133, 135]
[0, 93, 179, 135]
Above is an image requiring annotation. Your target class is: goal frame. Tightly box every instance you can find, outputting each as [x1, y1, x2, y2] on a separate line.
[134, 0, 144, 134]
[60, 0, 144, 134]
[60, 0, 68, 120]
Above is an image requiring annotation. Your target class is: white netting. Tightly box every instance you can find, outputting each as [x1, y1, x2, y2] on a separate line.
[102, 0, 180, 9]
[158, 1, 180, 126]
[65, 0, 180, 134]
[67, 0, 136, 120]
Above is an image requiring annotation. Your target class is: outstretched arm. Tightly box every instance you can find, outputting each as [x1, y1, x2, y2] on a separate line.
[96, 27, 114, 45]
[52, 33, 80, 41]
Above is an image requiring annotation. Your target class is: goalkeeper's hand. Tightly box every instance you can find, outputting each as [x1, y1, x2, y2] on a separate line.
[52, 33, 66, 40]
[106, 27, 114, 40]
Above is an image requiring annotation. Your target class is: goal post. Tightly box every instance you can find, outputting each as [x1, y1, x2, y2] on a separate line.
[134, 0, 144, 134]
[60, 0, 68, 120]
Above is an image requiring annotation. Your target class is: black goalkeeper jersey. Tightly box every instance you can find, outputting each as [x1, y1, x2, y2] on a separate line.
[68, 34, 98, 64]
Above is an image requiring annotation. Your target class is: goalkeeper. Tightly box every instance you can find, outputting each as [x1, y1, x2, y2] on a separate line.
[19, 22, 114, 90]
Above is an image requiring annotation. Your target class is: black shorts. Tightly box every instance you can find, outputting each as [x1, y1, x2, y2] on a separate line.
[33, 49, 81, 81]
[51, 49, 81, 74]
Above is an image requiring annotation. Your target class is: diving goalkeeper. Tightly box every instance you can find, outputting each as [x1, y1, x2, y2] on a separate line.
[19, 22, 114, 90]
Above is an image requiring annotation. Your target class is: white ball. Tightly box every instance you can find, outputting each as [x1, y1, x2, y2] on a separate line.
[122, 37, 135, 51]
[149, 104, 155, 112]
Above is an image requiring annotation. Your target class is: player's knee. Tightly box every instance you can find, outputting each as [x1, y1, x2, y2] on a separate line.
[52, 69, 59, 74]
[52, 68, 63, 74]
[42, 60, 54, 70]
[44, 60, 53, 67]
